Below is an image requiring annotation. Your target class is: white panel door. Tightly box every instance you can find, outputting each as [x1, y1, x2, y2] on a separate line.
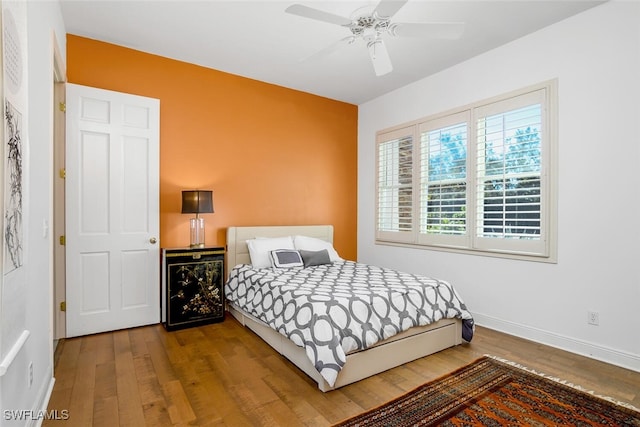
[65, 83, 160, 337]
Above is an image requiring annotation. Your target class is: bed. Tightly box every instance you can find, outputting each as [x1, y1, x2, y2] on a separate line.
[225, 225, 474, 392]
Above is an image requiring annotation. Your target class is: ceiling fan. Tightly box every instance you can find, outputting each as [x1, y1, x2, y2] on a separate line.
[285, 0, 464, 77]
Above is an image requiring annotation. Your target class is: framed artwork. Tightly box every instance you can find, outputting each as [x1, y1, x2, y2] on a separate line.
[2, 6, 24, 274]
[3, 99, 21, 272]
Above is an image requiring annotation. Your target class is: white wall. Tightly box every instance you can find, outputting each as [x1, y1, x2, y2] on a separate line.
[0, 0, 66, 424]
[358, 1, 640, 371]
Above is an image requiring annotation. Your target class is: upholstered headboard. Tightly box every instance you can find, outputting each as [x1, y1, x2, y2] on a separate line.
[226, 225, 334, 276]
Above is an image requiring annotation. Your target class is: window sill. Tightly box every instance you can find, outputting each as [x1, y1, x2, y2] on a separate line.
[374, 239, 557, 264]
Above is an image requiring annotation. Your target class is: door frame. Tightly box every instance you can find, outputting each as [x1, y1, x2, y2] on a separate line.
[53, 34, 66, 341]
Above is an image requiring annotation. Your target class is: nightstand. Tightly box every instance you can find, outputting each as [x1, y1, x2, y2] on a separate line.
[161, 246, 225, 331]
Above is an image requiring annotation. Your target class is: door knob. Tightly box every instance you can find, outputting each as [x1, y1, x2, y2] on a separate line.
[149, 237, 157, 244]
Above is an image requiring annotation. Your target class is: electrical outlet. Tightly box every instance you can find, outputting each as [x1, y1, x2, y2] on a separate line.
[587, 311, 599, 326]
[28, 361, 33, 387]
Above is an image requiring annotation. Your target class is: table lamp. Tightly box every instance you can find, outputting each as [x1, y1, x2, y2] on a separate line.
[181, 190, 214, 248]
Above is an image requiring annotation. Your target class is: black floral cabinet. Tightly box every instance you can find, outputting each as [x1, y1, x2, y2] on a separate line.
[161, 247, 225, 330]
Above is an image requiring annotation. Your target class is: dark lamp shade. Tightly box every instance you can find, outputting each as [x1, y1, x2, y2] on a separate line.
[181, 190, 214, 214]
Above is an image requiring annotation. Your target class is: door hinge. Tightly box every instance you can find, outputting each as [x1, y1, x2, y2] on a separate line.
[59, 102, 66, 112]
[60, 301, 66, 312]
[59, 168, 66, 179]
[59, 235, 65, 245]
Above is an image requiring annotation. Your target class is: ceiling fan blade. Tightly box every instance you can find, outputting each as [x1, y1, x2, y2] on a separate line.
[285, 4, 352, 27]
[301, 36, 355, 62]
[392, 22, 465, 39]
[367, 39, 393, 76]
[373, 0, 408, 19]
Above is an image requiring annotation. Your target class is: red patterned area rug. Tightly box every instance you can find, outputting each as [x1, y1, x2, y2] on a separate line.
[334, 356, 640, 426]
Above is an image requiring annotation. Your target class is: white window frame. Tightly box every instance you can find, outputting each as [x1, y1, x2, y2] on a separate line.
[376, 126, 416, 244]
[417, 110, 471, 249]
[374, 80, 557, 262]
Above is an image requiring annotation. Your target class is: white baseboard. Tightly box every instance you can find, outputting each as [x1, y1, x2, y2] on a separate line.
[473, 312, 640, 373]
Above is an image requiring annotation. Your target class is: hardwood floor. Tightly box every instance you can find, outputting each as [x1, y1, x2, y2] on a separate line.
[45, 314, 640, 426]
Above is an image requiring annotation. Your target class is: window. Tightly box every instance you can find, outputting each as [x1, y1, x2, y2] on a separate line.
[377, 127, 415, 243]
[375, 81, 557, 261]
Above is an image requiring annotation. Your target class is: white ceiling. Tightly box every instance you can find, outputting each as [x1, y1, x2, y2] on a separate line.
[59, 0, 603, 105]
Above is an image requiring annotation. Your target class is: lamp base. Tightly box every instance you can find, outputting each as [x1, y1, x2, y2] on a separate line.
[189, 217, 205, 248]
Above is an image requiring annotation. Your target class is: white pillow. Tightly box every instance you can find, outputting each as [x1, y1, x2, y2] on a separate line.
[293, 235, 342, 262]
[247, 236, 295, 269]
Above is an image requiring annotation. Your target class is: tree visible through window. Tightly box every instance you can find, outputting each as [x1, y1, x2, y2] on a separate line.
[477, 105, 542, 240]
[376, 82, 556, 260]
[421, 122, 467, 236]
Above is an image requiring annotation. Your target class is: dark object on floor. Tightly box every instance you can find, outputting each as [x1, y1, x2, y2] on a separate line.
[333, 356, 640, 426]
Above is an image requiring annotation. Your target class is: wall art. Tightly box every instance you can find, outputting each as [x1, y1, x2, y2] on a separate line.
[4, 99, 22, 272]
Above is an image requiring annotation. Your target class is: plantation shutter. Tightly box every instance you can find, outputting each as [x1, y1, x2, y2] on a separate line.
[474, 88, 548, 255]
[376, 126, 416, 243]
[418, 112, 470, 247]
[374, 81, 555, 260]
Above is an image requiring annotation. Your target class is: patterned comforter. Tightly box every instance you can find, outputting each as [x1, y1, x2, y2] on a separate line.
[225, 260, 474, 387]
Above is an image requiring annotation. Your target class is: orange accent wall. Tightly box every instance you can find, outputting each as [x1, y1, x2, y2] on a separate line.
[67, 35, 358, 259]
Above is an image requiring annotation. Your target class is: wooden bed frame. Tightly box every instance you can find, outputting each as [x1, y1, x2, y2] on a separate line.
[226, 225, 463, 392]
